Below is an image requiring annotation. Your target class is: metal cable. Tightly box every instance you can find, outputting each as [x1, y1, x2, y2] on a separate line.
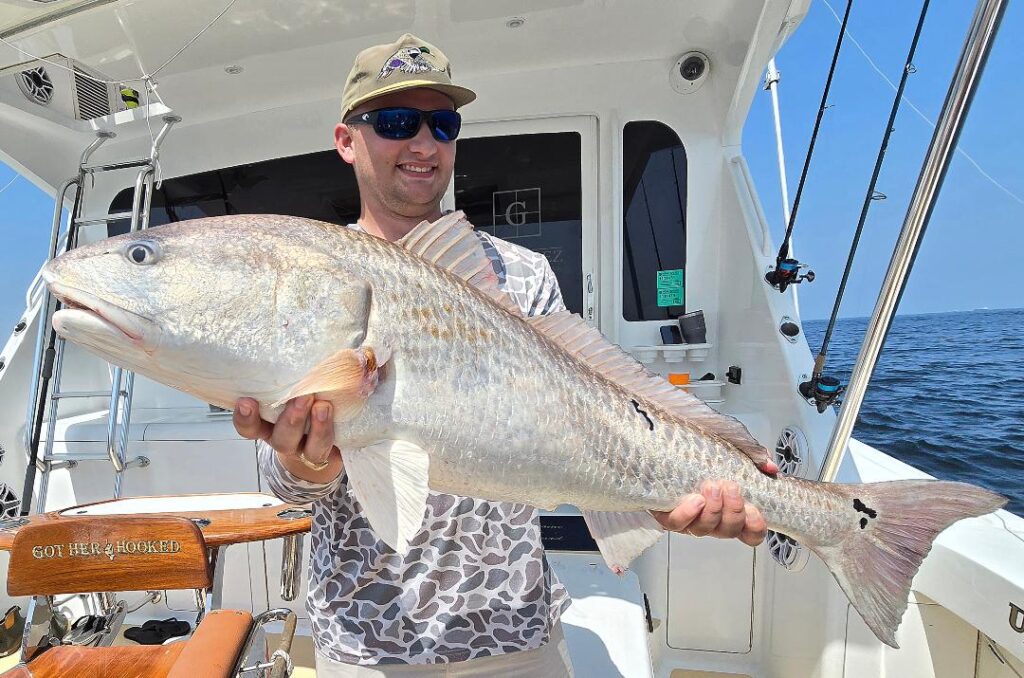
[0, 0, 239, 87]
[0, 172, 18, 197]
[822, 0, 1024, 207]
[815, 0, 932, 370]
[777, 0, 854, 263]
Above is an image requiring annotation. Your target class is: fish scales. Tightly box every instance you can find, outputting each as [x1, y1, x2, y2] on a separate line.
[42, 212, 1006, 648]
[338, 228, 871, 533]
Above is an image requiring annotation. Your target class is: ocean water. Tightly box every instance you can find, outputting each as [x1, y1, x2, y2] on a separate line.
[803, 307, 1024, 517]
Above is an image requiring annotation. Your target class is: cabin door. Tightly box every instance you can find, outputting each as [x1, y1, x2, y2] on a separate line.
[445, 116, 599, 324]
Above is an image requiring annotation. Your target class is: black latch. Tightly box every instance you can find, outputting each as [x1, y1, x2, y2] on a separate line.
[726, 366, 742, 385]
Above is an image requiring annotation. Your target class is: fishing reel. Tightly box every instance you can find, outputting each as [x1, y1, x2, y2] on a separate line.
[798, 374, 844, 413]
[765, 258, 815, 293]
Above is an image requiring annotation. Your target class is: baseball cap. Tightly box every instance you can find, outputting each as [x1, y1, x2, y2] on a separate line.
[340, 33, 476, 120]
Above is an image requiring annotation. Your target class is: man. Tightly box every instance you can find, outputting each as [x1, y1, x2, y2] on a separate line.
[234, 33, 771, 676]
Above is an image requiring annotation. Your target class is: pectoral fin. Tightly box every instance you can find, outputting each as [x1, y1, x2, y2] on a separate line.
[582, 509, 665, 574]
[273, 346, 385, 419]
[342, 440, 431, 554]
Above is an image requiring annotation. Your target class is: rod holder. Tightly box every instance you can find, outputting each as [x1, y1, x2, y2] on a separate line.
[280, 534, 304, 602]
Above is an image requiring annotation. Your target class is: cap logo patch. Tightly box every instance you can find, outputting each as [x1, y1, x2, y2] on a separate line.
[378, 45, 446, 80]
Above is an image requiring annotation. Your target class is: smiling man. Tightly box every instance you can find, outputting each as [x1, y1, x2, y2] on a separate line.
[234, 33, 770, 677]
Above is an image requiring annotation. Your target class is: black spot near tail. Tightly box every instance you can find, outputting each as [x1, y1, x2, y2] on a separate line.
[853, 498, 878, 519]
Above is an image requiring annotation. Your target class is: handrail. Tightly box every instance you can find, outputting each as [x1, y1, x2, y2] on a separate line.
[107, 166, 155, 494]
[22, 179, 77, 454]
[729, 155, 772, 257]
[20, 176, 81, 515]
[818, 0, 1007, 482]
[22, 115, 177, 512]
[233, 609, 297, 677]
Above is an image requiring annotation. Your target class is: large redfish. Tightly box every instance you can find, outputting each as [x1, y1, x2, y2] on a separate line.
[42, 212, 1005, 647]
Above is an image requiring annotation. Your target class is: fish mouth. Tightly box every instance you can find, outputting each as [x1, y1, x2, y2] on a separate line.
[46, 281, 148, 344]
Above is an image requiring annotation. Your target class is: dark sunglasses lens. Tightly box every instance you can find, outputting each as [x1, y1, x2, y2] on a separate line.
[430, 110, 461, 141]
[374, 109, 422, 139]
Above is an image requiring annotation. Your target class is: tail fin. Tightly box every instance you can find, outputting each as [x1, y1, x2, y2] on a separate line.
[807, 480, 1005, 648]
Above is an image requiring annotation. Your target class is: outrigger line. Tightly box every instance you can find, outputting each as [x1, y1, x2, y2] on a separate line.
[764, 0, 854, 293]
[801, 0, 933, 413]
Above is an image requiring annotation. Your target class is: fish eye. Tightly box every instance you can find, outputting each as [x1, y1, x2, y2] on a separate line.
[125, 241, 160, 265]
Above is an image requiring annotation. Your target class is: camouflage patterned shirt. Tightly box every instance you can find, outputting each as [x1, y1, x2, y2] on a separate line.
[258, 226, 570, 666]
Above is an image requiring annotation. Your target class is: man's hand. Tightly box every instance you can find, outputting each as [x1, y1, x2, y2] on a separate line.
[233, 395, 342, 482]
[652, 480, 767, 547]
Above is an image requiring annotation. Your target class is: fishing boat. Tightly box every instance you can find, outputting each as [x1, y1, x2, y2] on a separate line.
[0, 0, 1021, 675]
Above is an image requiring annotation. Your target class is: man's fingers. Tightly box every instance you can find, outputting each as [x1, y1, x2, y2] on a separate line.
[713, 482, 746, 539]
[686, 481, 725, 537]
[651, 494, 706, 531]
[739, 505, 768, 546]
[654, 481, 767, 544]
[269, 395, 314, 456]
[303, 401, 337, 463]
[233, 398, 273, 442]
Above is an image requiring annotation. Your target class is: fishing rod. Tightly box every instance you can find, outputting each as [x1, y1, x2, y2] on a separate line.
[764, 0, 853, 293]
[800, 0, 932, 413]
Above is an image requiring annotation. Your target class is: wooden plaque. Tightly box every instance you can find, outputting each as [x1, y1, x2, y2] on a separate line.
[7, 515, 210, 597]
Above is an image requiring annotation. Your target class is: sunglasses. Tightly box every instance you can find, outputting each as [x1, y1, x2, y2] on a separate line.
[344, 107, 462, 142]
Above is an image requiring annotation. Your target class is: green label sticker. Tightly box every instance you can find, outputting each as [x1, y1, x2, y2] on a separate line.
[656, 269, 684, 307]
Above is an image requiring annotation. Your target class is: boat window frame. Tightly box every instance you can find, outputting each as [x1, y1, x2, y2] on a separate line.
[451, 115, 600, 325]
[620, 119, 688, 324]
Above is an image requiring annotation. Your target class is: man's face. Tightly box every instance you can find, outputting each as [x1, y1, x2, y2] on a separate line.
[335, 88, 456, 221]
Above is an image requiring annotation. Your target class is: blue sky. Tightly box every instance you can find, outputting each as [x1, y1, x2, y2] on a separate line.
[1, 0, 1021, 333]
[742, 0, 1023, 320]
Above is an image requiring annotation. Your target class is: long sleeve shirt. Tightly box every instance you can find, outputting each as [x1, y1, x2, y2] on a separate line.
[258, 228, 570, 666]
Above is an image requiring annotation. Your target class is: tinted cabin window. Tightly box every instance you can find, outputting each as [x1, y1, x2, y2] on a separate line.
[454, 132, 583, 314]
[108, 150, 360, 233]
[622, 121, 687, 321]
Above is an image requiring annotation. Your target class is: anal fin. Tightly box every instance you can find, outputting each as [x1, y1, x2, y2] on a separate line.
[342, 440, 430, 555]
[582, 509, 665, 574]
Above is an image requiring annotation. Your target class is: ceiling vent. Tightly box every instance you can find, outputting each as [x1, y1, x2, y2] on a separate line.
[73, 64, 111, 118]
[0, 54, 123, 123]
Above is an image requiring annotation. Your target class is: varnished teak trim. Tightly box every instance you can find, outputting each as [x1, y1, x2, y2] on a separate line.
[0, 495, 312, 552]
[7, 516, 210, 596]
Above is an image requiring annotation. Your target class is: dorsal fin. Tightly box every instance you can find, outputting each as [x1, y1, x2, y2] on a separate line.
[528, 311, 773, 470]
[398, 211, 521, 316]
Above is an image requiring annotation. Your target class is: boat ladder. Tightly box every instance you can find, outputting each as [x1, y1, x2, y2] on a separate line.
[20, 115, 181, 514]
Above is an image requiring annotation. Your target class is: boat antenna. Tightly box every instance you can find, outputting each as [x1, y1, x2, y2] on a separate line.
[800, 0, 932, 413]
[764, 0, 854, 293]
[764, 59, 791, 226]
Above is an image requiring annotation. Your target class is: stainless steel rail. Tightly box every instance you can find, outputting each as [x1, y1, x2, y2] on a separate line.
[21, 178, 79, 456]
[107, 162, 157, 492]
[280, 534, 304, 602]
[818, 0, 1007, 482]
[22, 113, 180, 516]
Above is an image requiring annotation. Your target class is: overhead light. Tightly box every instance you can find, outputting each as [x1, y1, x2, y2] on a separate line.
[505, 17, 526, 29]
[225, 65, 244, 75]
